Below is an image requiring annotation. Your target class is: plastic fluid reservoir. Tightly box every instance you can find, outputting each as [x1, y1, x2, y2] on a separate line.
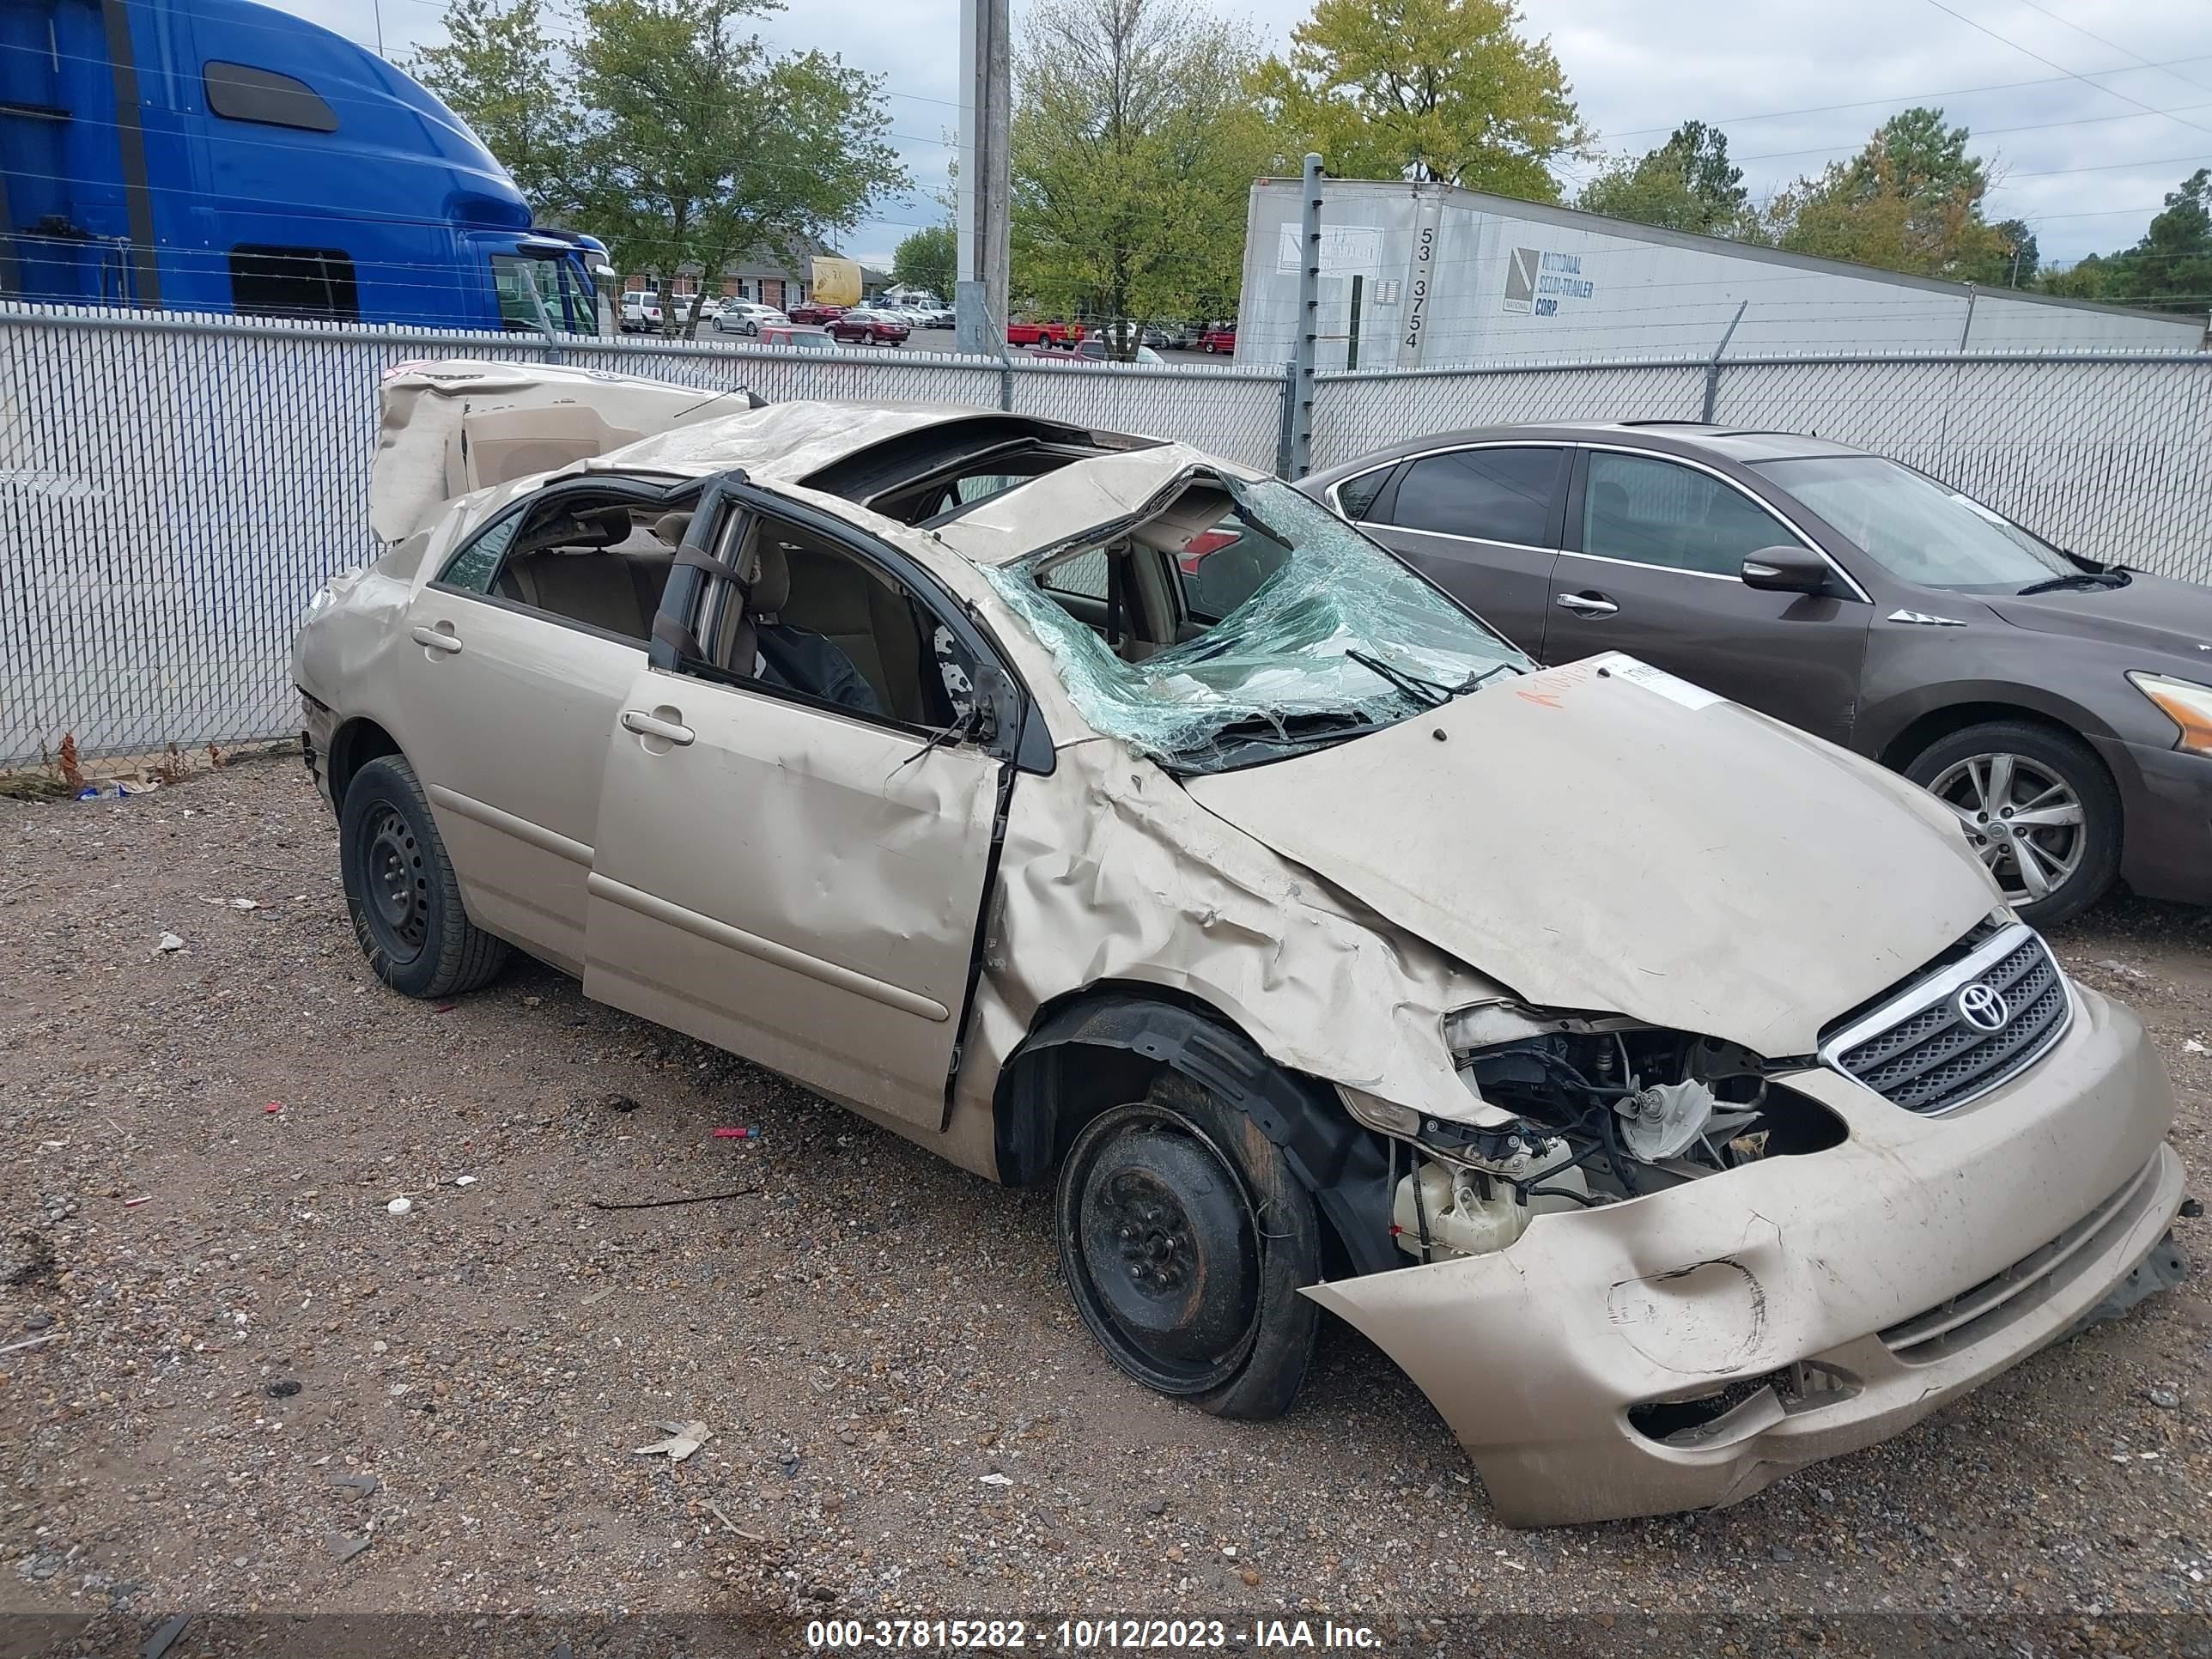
[1392, 1162, 1534, 1258]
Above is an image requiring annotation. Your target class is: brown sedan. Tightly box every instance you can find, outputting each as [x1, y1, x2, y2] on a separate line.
[1304, 421, 2212, 926]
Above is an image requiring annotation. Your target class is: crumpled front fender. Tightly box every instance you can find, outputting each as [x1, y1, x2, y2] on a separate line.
[1304, 986, 2182, 1526]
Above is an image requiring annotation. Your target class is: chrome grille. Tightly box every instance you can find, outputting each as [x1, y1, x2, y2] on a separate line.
[1822, 925, 2070, 1115]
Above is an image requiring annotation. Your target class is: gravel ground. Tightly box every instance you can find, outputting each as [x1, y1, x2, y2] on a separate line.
[2, 759, 2208, 1645]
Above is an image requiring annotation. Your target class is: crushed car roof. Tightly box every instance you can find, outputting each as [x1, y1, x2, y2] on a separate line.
[370, 360, 1128, 543]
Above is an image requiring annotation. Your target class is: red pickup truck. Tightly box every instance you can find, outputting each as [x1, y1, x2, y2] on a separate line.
[1006, 318, 1082, 346]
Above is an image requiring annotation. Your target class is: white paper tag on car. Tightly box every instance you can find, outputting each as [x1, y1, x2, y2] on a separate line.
[1597, 653, 1725, 711]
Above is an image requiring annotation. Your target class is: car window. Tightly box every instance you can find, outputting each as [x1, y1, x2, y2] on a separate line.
[1041, 547, 1110, 600]
[1388, 447, 1563, 546]
[1178, 522, 1294, 626]
[1582, 452, 1796, 576]
[984, 475, 1528, 773]
[1334, 466, 1396, 522]
[694, 514, 977, 729]
[439, 493, 677, 641]
[1750, 455, 2074, 588]
[438, 512, 521, 592]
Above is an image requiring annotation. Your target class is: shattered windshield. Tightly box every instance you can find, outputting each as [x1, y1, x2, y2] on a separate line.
[982, 474, 1530, 772]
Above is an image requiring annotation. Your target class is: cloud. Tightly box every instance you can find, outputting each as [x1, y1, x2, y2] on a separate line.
[273, 0, 2212, 266]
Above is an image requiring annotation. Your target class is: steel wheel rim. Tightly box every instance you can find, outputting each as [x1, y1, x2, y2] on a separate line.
[357, 805, 431, 963]
[1928, 751, 2087, 906]
[1066, 1106, 1261, 1394]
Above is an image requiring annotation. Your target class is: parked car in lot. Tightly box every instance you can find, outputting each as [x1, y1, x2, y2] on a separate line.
[1303, 421, 2212, 926]
[714, 302, 790, 337]
[298, 361, 2185, 1528]
[1024, 340, 1165, 365]
[1007, 317, 1081, 346]
[757, 324, 837, 352]
[787, 301, 844, 325]
[826, 308, 909, 346]
[1198, 324, 1235, 354]
[618, 292, 662, 332]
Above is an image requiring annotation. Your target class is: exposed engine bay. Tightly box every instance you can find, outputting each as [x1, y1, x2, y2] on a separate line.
[1386, 1016, 1846, 1262]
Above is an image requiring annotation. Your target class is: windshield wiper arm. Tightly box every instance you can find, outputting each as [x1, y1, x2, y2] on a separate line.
[2017, 570, 2128, 595]
[1449, 662, 1522, 696]
[1345, 649, 1448, 708]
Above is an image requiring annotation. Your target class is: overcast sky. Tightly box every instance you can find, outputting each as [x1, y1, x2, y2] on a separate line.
[283, 0, 2212, 271]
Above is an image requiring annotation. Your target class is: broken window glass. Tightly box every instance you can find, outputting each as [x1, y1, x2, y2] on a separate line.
[983, 475, 1530, 771]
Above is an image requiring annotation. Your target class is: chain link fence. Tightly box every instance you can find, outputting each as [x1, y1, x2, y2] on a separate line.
[0, 307, 1286, 787]
[4, 304, 2209, 791]
[1310, 357, 1711, 459]
[1707, 354, 2212, 586]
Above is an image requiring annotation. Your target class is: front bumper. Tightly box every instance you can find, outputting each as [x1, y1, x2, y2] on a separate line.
[299, 690, 337, 815]
[2092, 734, 2212, 907]
[1305, 984, 2185, 1527]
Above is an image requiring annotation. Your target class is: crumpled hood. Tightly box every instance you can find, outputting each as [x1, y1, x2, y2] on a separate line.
[1183, 653, 2001, 1059]
[1982, 571, 2212, 661]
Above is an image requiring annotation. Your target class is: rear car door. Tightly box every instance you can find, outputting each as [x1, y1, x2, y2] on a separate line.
[1346, 444, 1567, 658]
[1546, 447, 1874, 746]
[389, 477, 678, 973]
[583, 477, 1029, 1131]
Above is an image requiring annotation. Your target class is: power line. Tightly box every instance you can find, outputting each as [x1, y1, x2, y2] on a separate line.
[1916, 0, 2212, 140]
[1727, 100, 2212, 166]
[1597, 53, 2212, 144]
[2002, 151, 2212, 183]
[2003, 0, 2212, 100]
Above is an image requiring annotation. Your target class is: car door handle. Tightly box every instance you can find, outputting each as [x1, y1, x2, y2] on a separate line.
[1555, 592, 1619, 617]
[410, 623, 463, 653]
[621, 708, 695, 746]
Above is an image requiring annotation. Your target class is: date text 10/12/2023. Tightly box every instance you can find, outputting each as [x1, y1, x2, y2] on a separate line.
[805, 1619, 1382, 1650]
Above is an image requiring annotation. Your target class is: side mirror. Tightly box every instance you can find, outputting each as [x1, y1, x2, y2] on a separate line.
[1741, 544, 1830, 595]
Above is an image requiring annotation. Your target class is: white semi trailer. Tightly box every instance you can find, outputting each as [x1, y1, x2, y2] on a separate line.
[1233, 177, 2206, 369]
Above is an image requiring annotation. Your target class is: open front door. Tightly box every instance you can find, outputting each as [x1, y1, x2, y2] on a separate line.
[580, 473, 1018, 1130]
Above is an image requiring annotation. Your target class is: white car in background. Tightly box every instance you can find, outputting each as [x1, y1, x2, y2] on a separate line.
[714, 302, 791, 337]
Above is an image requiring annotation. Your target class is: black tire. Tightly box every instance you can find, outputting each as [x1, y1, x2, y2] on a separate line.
[1903, 720, 2121, 927]
[1057, 1072, 1320, 1419]
[338, 754, 509, 999]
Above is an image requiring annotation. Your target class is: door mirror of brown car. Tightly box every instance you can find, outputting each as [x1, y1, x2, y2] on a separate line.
[1741, 545, 1831, 594]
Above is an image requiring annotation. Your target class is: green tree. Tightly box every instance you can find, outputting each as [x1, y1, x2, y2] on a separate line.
[2033, 171, 2212, 313]
[893, 224, 957, 298]
[1251, 0, 1585, 198]
[2038, 253, 2114, 301]
[418, 0, 908, 336]
[1765, 108, 2008, 280]
[410, 0, 574, 217]
[1954, 216, 2037, 289]
[1850, 106, 1985, 206]
[1009, 0, 1272, 336]
[2116, 168, 2212, 313]
[1577, 120, 1754, 237]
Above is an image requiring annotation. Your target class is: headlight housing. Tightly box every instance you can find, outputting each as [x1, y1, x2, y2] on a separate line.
[2129, 672, 2212, 757]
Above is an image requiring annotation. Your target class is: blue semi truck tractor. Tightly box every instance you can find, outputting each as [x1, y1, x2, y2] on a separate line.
[0, 0, 612, 331]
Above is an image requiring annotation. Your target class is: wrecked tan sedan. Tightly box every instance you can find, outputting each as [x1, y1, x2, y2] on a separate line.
[293, 361, 2189, 1526]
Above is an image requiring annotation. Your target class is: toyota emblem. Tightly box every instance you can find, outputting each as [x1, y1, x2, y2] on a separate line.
[1955, 981, 2009, 1033]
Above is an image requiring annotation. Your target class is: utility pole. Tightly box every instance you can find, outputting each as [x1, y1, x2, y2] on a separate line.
[954, 0, 1010, 356]
[1287, 153, 1322, 478]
